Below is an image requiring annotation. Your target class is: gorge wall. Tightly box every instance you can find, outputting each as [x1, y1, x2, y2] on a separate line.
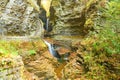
[0, 0, 43, 36]
[0, 0, 104, 37]
[51, 0, 97, 36]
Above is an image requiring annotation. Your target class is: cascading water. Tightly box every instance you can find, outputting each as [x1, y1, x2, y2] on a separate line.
[39, 0, 71, 62]
[43, 40, 61, 59]
[39, 4, 61, 60]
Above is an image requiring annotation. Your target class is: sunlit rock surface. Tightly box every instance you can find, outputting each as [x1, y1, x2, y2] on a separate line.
[0, 0, 43, 36]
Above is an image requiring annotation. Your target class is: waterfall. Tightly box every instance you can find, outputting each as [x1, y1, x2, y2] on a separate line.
[43, 40, 61, 59]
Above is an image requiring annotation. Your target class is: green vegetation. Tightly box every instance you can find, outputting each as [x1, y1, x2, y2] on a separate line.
[77, 0, 120, 80]
[28, 49, 36, 55]
[92, 28, 120, 55]
[92, 0, 120, 55]
[0, 40, 46, 57]
[0, 41, 19, 56]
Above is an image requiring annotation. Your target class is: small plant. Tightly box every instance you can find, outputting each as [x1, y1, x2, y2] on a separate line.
[28, 50, 36, 55]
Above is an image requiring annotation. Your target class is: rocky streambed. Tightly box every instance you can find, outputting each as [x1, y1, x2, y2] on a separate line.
[0, 36, 120, 80]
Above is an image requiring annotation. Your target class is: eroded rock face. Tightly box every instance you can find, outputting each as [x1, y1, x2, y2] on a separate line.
[0, 0, 100, 37]
[0, 0, 43, 36]
[51, 0, 98, 37]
